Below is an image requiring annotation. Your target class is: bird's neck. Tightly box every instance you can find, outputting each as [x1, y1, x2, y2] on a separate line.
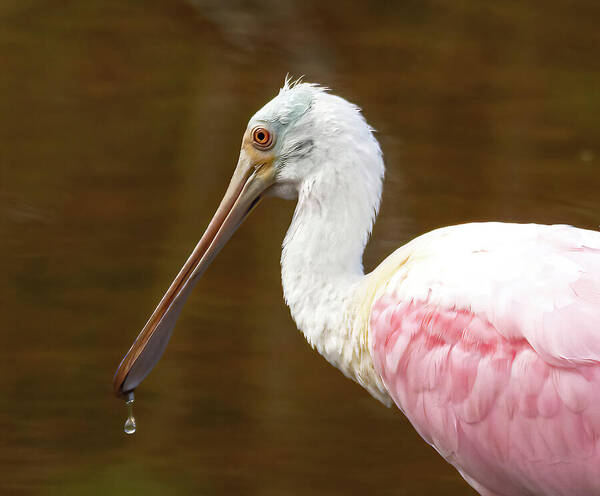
[280, 167, 390, 404]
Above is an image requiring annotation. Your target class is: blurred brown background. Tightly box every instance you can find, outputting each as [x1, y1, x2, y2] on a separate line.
[0, 1, 599, 494]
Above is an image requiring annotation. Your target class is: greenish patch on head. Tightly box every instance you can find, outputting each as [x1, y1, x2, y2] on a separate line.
[249, 81, 322, 130]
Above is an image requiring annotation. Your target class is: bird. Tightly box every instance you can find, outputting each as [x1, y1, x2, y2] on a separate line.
[113, 79, 600, 496]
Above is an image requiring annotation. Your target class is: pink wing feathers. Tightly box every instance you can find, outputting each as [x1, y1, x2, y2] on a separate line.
[369, 223, 600, 496]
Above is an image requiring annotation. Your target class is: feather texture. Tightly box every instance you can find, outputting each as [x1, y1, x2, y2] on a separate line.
[369, 222, 600, 495]
[251, 82, 600, 495]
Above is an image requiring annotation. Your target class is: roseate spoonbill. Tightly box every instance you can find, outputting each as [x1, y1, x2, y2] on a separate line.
[114, 80, 600, 496]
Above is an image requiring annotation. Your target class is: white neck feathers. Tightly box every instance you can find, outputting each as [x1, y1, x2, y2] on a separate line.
[279, 117, 390, 404]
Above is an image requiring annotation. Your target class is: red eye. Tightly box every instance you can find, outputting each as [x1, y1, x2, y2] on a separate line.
[252, 127, 274, 149]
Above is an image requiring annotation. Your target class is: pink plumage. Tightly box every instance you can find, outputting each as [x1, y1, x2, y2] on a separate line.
[112, 83, 600, 495]
[369, 223, 600, 496]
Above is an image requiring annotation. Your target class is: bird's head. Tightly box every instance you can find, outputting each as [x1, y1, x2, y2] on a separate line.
[113, 80, 384, 397]
[236, 79, 383, 199]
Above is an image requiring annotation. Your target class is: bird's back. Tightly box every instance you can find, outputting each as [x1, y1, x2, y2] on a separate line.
[368, 222, 600, 496]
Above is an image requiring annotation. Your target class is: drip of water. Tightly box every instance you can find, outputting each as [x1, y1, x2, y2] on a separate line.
[123, 391, 136, 435]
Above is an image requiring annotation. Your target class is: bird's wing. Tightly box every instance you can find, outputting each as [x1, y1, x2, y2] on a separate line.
[370, 222, 600, 367]
[367, 222, 600, 494]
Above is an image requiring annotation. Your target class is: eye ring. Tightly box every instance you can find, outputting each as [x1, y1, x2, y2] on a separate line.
[251, 127, 274, 150]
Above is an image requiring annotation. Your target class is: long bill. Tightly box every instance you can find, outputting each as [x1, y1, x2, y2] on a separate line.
[112, 160, 275, 397]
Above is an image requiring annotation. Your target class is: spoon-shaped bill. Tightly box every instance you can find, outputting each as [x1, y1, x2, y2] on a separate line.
[112, 160, 275, 397]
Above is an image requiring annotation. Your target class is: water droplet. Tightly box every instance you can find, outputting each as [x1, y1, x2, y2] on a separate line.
[123, 391, 136, 435]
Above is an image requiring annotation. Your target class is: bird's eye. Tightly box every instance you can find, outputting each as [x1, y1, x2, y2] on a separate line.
[252, 127, 274, 150]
